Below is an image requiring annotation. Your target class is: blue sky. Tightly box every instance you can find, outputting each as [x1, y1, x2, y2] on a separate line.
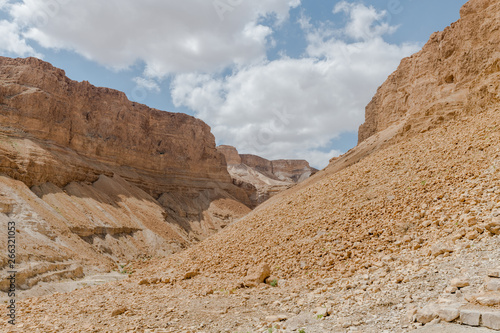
[0, 0, 467, 168]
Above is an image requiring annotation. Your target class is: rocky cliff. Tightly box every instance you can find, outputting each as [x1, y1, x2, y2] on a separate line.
[217, 145, 317, 207]
[358, 0, 500, 144]
[0, 57, 251, 290]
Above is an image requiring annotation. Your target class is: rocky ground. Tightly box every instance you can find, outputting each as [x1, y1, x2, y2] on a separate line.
[3, 95, 500, 333]
[3, 228, 499, 332]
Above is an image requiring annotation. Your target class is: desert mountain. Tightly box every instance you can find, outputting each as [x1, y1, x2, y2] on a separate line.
[217, 145, 317, 207]
[0, 57, 252, 292]
[6, 0, 500, 332]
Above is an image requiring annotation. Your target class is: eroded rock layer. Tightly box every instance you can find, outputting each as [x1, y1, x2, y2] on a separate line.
[217, 145, 317, 207]
[0, 57, 251, 290]
[358, 0, 500, 144]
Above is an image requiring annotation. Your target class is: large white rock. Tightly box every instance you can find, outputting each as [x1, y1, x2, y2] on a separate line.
[482, 311, 500, 330]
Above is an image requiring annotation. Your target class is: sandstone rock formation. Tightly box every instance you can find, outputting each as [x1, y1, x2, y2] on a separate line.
[217, 145, 317, 207]
[7, 1, 500, 332]
[0, 57, 251, 290]
[358, 0, 500, 144]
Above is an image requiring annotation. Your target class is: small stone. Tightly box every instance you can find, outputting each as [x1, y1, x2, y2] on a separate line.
[485, 279, 500, 291]
[485, 221, 500, 235]
[265, 315, 287, 323]
[111, 307, 127, 317]
[183, 269, 199, 280]
[138, 279, 150, 286]
[265, 276, 279, 286]
[431, 244, 454, 257]
[314, 307, 329, 317]
[450, 278, 470, 288]
[476, 294, 500, 306]
[466, 231, 479, 240]
[244, 264, 270, 288]
[460, 309, 481, 326]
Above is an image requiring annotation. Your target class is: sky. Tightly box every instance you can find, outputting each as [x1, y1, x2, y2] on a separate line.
[0, 0, 468, 168]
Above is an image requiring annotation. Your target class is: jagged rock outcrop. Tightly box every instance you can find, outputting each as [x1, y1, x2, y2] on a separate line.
[358, 0, 500, 144]
[0, 57, 251, 290]
[217, 145, 317, 207]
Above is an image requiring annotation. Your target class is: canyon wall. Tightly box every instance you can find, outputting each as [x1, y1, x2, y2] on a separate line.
[358, 0, 500, 144]
[217, 145, 317, 207]
[0, 57, 251, 290]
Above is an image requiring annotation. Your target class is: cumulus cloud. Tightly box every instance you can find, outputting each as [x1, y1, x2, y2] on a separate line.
[0, 0, 421, 168]
[171, 3, 420, 168]
[0, 3, 40, 57]
[333, 1, 398, 40]
[133, 77, 161, 93]
[6, 0, 300, 75]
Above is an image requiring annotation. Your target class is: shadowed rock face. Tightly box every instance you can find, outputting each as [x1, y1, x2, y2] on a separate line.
[0, 57, 251, 289]
[217, 145, 317, 207]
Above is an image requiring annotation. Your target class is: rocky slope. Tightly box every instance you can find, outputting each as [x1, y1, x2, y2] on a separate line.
[7, 0, 500, 332]
[0, 57, 251, 291]
[217, 145, 317, 207]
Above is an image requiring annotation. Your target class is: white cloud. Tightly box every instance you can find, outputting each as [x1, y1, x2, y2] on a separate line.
[333, 1, 398, 41]
[171, 3, 420, 169]
[0, 0, 420, 169]
[0, 19, 40, 57]
[6, 0, 300, 75]
[133, 77, 160, 93]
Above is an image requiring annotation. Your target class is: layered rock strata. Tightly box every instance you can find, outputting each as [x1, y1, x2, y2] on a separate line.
[217, 145, 317, 207]
[0, 57, 251, 290]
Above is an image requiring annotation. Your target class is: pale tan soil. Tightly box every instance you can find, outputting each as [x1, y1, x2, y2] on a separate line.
[0, 271, 127, 303]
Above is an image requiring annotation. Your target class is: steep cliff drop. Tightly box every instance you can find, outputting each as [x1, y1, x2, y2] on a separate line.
[0, 57, 251, 292]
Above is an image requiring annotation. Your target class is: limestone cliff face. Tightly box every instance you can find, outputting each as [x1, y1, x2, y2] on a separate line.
[217, 145, 242, 165]
[0, 57, 251, 290]
[271, 160, 317, 183]
[358, 0, 500, 144]
[239, 154, 316, 183]
[217, 145, 317, 207]
[0, 57, 239, 197]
